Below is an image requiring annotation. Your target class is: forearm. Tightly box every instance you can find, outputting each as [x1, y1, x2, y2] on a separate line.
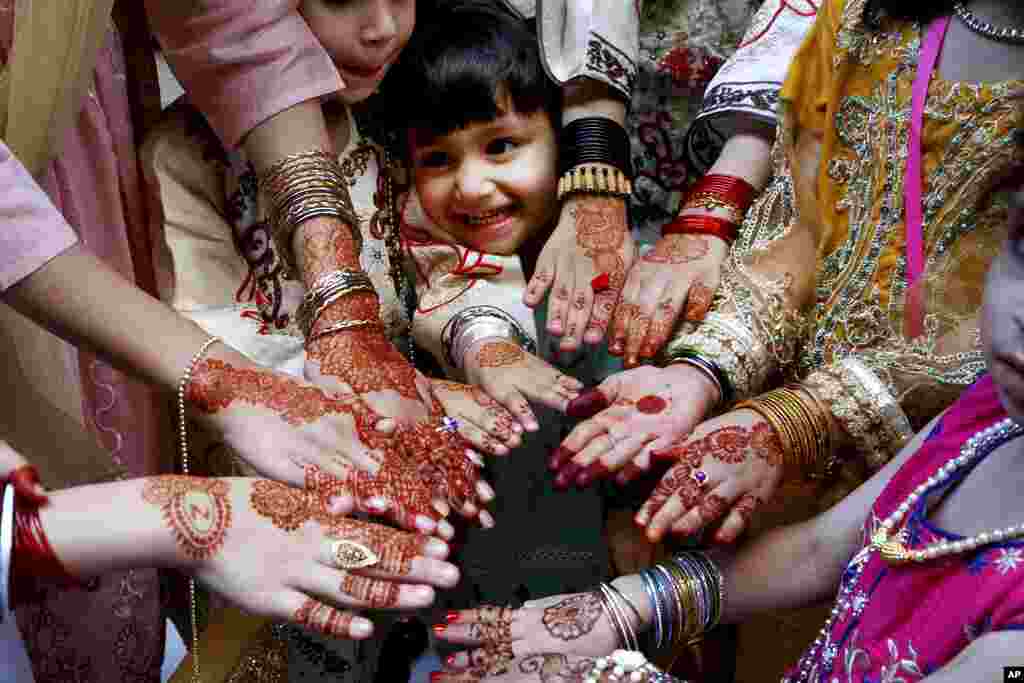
[37, 479, 183, 577]
[700, 129, 774, 194]
[241, 99, 334, 174]
[562, 79, 627, 126]
[3, 244, 226, 391]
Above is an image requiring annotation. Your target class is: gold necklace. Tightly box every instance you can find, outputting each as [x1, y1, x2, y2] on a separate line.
[870, 417, 1024, 565]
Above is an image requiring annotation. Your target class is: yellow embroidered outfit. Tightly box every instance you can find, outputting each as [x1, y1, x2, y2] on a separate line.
[665, 0, 1024, 481]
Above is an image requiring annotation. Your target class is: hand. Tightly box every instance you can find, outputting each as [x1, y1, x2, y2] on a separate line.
[0, 440, 48, 505]
[635, 409, 783, 544]
[432, 653, 672, 682]
[550, 364, 719, 489]
[152, 476, 460, 640]
[303, 313, 493, 527]
[524, 195, 635, 351]
[429, 378, 525, 456]
[463, 338, 583, 427]
[610, 234, 727, 367]
[433, 593, 621, 677]
[189, 349, 457, 536]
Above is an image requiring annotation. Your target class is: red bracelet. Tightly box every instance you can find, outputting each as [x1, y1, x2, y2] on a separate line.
[10, 493, 81, 607]
[661, 214, 739, 244]
[683, 173, 757, 213]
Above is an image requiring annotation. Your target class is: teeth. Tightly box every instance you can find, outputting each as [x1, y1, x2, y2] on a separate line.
[462, 208, 508, 225]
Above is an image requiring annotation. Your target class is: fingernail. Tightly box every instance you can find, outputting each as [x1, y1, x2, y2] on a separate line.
[479, 510, 496, 529]
[366, 497, 389, 512]
[625, 356, 639, 368]
[432, 624, 447, 634]
[350, 618, 373, 639]
[554, 463, 581, 490]
[548, 446, 573, 471]
[566, 390, 609, 419]
[445, 611, 461, 623]
[438, 520, 455, 540]
[511, 423, 523, 434]
[635, 511, 649, 525]
[10, 466, 46, 505]
[425, 538, 449, 557]
[430, 673, 444, 682]
[609, 343, 624, 356]
[445, 654, 457, 667]
[575, 462, 605, 488]
[433, 500, 451, 517]
[466, 451, 485, 466]
[416, 515, 438, 533]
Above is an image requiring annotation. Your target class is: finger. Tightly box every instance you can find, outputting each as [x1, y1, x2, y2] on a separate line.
[555, 432, 612, 489]
[474, 401, 523, 447]
[559, 284, 594, 352]
[524, 263, 555, 307]
[711, 493, 760, 544]
[608, 301, 636, 357]
[431, 605, 511, 645]
[584, 288, 618, 344]
[623, 304, 655, 369]
[287, 594, 373, 640]
[669, 483, 734, 539]
[535, 373, 584, 412]
[683, 278, 715, 323]
[491, 389, 538, 433]
[564, 388, 611, 420]
[455, 419, 510, 456]
[576, 432, 657, 487]
[303, 563, 436, 611]
[639, 292, 684, 360]
[8, 465, 48, 505]
[476, 479, 495, 504]
[545, 254, 575, 336]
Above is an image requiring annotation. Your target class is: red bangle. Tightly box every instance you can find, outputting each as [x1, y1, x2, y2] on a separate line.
[10, 494, 81, 607]
[661, 214, 739, 243]
[684, 173, 757, 213]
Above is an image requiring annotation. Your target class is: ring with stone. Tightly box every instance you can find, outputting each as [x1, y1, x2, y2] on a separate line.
[328, 539, 380, 570]
[436, 416, 460, 434]
[691, 469, 708, 487]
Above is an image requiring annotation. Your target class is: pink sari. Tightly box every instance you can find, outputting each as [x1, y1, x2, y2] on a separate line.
[784, 375, 1024, 682]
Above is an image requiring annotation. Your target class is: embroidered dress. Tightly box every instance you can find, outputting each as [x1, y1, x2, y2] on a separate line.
[142, 100, 408, 682]
[784, 374, 1024, 682]
[666, 0, 1024, 476]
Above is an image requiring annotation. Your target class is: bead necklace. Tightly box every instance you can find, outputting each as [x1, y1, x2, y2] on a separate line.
[788, 417, 1023, 683]
[953, 2, 1024, 45]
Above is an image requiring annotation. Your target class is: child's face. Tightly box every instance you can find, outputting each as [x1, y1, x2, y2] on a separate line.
[411, 97, 559, 255]
[301, 0, 415, 105]
[983, 185, 1024, 422]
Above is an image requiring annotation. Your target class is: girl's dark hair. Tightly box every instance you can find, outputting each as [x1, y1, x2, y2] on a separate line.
[383, 0, 560, 143]
[863, 0, 966, 28]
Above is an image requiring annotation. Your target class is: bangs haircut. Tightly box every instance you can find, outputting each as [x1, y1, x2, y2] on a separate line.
[389, 1, 560, 144]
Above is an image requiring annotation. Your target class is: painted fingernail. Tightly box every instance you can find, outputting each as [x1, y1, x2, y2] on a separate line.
[432, 624, 447, 635]
[575, 462, 605, 489]
[445, 654, 458, 667]
[350, 618, 373, 639]
[10, 466, 46, 505]
[554, 463, 581, 489]
[430, 673, 444, 682]
[548, 446, 573, 471]
[566, 390, 609, 419]
[445, 611, 461, 623]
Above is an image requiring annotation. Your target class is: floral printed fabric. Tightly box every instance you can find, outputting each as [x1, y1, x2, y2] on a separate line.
[785, 375, 1024, 683]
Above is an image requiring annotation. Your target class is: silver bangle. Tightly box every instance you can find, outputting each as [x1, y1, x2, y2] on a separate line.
[295, 269, 378, 338]
[1, 482, 15, 621]
[671, 357, 724, 409]
[441, 306, 537, 370]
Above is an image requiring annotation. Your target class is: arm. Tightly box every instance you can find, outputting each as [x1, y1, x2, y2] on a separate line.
[921, 632, 1024, 683]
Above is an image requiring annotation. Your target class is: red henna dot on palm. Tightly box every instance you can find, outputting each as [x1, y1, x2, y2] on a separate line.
[636, 395, 668, 414]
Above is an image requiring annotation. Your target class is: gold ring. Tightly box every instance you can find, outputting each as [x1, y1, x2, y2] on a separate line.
[330, 540, 380, 570]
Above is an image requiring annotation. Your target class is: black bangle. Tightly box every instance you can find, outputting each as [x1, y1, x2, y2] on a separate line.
[560, 117, 633, 176]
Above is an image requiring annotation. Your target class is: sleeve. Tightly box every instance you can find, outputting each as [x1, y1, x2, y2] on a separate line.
[504, 0, 640, 101]
[145, 0, 344, 149]
[683, 0, 820, 173]
[0, 140, 78, 292]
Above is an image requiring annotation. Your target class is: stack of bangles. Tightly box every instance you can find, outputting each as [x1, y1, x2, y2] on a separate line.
[639, 551, 724, 653]
[664, 349, 733, 410]
[557, 116, 634, 203]
[441, 306, 536, 370]
[661, 173, 758, 245]
[737, 385, 838, 480]
[259, 150, 361, 275]
[295, 269, 381, 341]
[0, 470, 82, 620]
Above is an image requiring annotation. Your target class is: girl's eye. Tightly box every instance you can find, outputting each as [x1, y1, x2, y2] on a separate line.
[486, 138, 519, 156]
[415, 150, 449, 169]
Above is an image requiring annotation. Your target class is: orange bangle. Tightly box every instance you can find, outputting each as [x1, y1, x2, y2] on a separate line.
[661, 215, 739, 243]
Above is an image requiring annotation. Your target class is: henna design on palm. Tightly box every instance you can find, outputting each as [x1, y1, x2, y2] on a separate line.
[142, 476, 232, 561]
[541, 593, 604, 641]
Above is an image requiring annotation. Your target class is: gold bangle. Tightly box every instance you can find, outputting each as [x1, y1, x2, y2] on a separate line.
[557, 164, 633, 201]
[307, 319, 381, 343]
[738, 386, 834, 480]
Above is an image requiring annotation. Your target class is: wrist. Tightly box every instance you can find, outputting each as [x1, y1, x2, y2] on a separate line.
[662, 362, 721, 415]
[610, 574, 652, 633]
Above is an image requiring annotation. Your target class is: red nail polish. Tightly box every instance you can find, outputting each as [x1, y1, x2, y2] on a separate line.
[445, 611, 461, 623]
[431, 672, 444, 682]
[548, 447, 572, 471]
[566, 390, 610, 419]
[432, 624, 447, 634]
[445, 654, 457, 667]
[9, 465, 46, 505]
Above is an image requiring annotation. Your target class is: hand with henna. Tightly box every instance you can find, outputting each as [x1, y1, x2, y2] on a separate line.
[431, 653, 677, 682]
[297, 219, 492, 526]
[463, 338, 584, 429]
[549, 364, 719, 490]
[432, 592, 623, 678]
[610, 234, 727, 367]
[524, 194, 635, 352]
[429, 379, 526, 457]
[635, 409, 782, 544]
[143, 476, 460, 639]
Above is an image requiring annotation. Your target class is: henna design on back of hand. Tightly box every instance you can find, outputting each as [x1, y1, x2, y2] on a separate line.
[541, 593, 603, 641]
[475, 340, 526, 368]
[294, 598, 352, 638]
[642, 234, 710, 265]
[143, 476, 232, 561]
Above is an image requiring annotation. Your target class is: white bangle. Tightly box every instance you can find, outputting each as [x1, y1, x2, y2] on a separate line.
[0, 483, 15, 621]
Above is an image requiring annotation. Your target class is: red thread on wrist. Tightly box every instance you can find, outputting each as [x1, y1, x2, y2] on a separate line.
[10, 494, 81, 608]
[661, 215, 739, 243]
